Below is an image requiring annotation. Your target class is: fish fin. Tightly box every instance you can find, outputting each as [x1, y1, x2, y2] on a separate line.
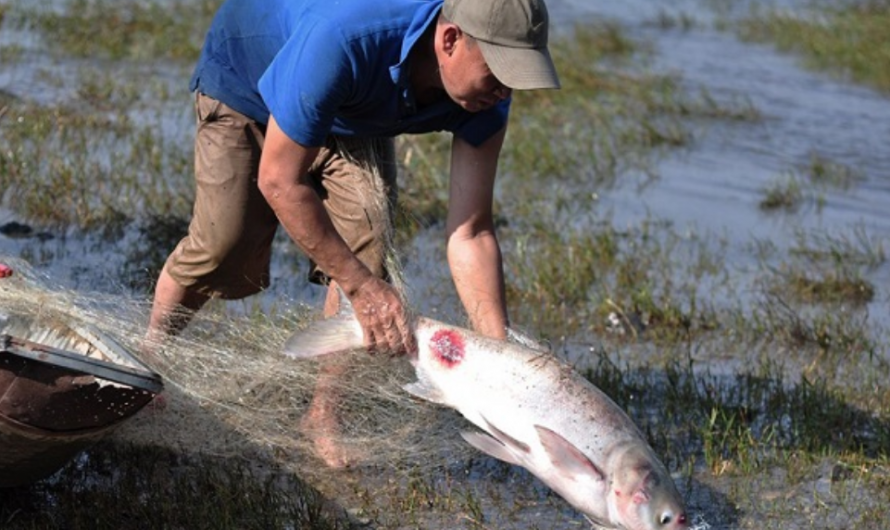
[461, 415, 531, 466]
[282, 313, 364, 359]
[402, 379, 449, 405]
[461, 431, 523, 466]
[535, 425, 606, 483]
[481, 416, 531, 454]
[506, 327, 549, 352]
[333, 283, 354, 315]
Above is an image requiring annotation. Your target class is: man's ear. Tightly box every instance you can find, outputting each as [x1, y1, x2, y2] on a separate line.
[440, 24, 461, 56]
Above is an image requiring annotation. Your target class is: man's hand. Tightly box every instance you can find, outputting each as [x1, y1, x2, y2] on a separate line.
[348, 277, 416, 355]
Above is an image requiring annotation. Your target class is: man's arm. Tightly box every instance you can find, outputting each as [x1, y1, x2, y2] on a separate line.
[447, 126, 509, 340]
[259, 116, 414, 353]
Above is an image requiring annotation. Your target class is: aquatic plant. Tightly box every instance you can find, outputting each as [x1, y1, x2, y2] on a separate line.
[734, 0, 890, 92]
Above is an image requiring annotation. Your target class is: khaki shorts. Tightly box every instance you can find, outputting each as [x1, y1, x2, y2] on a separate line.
[164, 92, 397, 299]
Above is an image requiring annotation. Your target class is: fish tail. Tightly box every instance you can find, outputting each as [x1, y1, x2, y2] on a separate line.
[282, 287, 364, 358]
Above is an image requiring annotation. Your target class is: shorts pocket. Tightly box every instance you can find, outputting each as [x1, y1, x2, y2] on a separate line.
[195, 92, 223, 123]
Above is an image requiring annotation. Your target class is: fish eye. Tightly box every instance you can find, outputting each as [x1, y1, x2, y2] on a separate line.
[659, 512, 672, 525]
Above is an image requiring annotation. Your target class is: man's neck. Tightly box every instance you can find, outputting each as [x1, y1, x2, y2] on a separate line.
[409, 21, 446, 108]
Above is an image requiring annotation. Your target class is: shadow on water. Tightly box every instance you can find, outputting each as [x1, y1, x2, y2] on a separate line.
[0, 385, 363, 530]
[118, 215, 191, 293]
[0, 216, 190, 298]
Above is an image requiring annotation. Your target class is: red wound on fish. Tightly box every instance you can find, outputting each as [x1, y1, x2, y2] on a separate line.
[0, 263, 12, 278]
[429, 329, 464, 367]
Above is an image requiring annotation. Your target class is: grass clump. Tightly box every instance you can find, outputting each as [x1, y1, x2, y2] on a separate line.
[504, 218, 724, 344]
[0, 99, 193, 231]
[18, 0, 218, 62]
[759, 173, 804, 212]
[734, 0, 890, 92]
[784, 271, 875, 306]
[747, 293, 878, 365]
[506, 23, 759, 191]
[789, 224, 886, 269]
[759, 153, 865, 212]
[756, 227, 883, 308]
[747, 229, 882, 367]
[805, 151, 864, 190]
[0, 43, 24, 63]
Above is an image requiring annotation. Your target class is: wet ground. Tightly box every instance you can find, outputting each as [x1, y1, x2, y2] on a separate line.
[551, 0, 890, 323]
[1, 0, 889, 529]
[2, 0, 888, 322]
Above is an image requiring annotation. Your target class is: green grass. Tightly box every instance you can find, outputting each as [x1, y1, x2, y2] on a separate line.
[805, 152, 864, 190]
[0, 98, 193, 230]
[754, 226, 883, 311]
[583, 347, 890, 498]
[759, 154, 866, 213]
[759, 173, 805, 212]
[733, 0, 890, 93]
[14, 0, 218, 61]
[503, 216, 725, 345]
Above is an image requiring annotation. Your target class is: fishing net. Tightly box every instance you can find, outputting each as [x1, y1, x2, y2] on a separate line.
[0, 256, 471, 481]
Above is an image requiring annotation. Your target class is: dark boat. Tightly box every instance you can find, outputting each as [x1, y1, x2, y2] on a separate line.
[0, 315, 163, 487]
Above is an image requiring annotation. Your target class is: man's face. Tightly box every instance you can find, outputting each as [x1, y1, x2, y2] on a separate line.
[440, 34, 512, 113]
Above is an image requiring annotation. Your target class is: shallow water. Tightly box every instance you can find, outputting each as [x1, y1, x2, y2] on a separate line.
[547, 0, 890, 329]
[2, 0, 887, 320]
[1, 0, 889, 528]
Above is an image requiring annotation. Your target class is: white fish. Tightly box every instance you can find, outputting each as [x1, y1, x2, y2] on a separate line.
[283, 307, 689, 530]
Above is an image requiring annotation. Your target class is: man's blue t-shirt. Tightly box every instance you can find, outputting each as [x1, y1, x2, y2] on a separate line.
[189, 0, 510, 148]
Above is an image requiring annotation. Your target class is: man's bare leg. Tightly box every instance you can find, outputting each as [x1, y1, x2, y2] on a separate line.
[144, 265, 211, 367]
[148, 266, 211, 336]
[300, 281, 355, 468]
[141, 266, 212, 411]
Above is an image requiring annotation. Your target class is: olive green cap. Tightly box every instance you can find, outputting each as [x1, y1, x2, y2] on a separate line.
[444, 0, 560, 90]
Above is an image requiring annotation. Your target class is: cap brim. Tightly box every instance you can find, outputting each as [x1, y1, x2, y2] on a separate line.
[477, 41, 561, 90]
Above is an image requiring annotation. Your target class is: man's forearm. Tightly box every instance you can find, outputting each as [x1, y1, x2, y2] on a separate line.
[447, 229, 508, 340]
[258, 117, 374, 295]
[269, 181, 373, 293]
[445, 127, 509, 340]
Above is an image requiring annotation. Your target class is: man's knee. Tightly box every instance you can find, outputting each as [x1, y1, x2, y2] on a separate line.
[164, 233, 272, 299]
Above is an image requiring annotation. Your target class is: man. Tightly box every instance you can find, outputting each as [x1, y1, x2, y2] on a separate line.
[148, 0, 560, 466]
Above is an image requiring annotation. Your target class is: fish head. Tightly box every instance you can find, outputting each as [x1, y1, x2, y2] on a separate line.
[610, 450, 689, 530]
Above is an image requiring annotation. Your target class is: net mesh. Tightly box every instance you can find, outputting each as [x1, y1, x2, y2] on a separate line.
[0, 257, 469, 480]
